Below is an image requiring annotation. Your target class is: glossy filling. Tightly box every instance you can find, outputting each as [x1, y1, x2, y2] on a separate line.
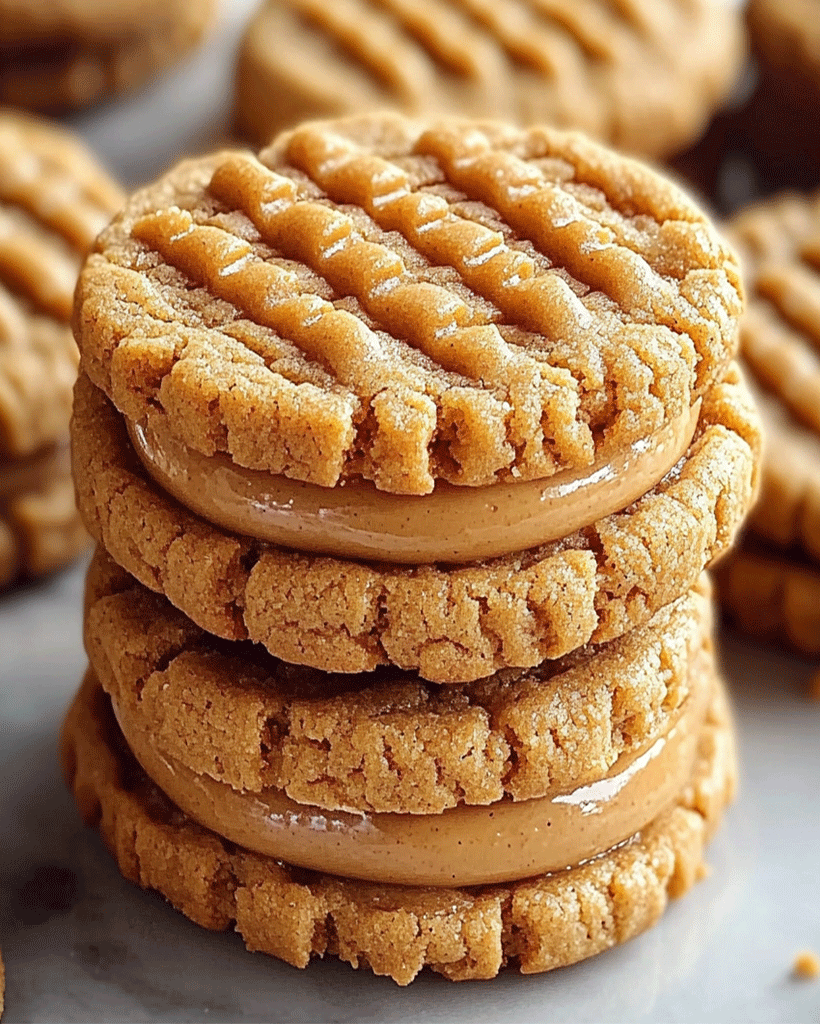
[111, 651, 711, 888]
[127, 402, 700, 564]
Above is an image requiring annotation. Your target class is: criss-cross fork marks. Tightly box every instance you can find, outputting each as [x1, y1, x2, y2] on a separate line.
[0, 116, 121, 323]
[742, 228, 820, 438]
[123, 121, 739, 492]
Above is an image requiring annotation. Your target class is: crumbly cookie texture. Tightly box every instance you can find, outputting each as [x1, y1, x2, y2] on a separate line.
[0, 467, 87, 590]
[71, 364, 759, 683]
[74, 113, 743, 495]
[85, 545, 713, 814]
[0, 110, 122, 459]
[728, 191, 820, 563]
[718, 549, 820, 655]
[61, 668, 736, 985]
[0, 0, 216, 112]
[235, 1, 743, 160]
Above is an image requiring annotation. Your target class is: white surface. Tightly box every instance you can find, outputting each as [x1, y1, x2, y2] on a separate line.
[1, 4, 820, 1020]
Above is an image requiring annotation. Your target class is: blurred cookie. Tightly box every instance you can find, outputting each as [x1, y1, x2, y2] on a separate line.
[719, 191, 820, 650]
[0, 0, 216, 112]
[235, 0, 744, 158]
[0, 111, 121, 588]
[71, 114, 758, 682]
[62, 658, 735, 983]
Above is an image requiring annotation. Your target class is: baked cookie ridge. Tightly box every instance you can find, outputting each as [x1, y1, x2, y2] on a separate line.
[61, 667, 737, 984]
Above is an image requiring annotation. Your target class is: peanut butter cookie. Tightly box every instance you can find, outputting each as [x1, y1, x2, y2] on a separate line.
[0, 0, 216, 112]
[61, 666, 736, 984]
[72, 364, 759, 683]
[85, 545, 714, 815]
[719, 191, 820, 650]
[235, 0, 744, 159]
[0, 110, 121, 588]
[71, 114, 759, 681]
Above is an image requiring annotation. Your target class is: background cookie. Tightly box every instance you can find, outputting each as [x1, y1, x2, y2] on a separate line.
[61, 667, 736, 984]
[0, 0, 217, 112]
[0, 110, 121, 588]
[85, 544, 714, 814]
[235, 0, 744, 159]
[720, 191, 820, 650]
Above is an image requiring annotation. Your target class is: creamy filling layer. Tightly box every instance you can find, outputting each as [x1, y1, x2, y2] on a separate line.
[127, 402, 700, 564]
[110, 653, 711, 887]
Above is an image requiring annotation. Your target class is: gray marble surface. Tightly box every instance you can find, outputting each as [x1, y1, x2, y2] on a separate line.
[1, 559, 819, 1023]
[2, 2, 820, 1019]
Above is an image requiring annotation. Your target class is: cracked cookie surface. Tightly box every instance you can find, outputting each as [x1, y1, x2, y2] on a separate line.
[0, 0, 216, 112]
[235, 1, 743, 160]
[61, 667, 736, 985]
[75, 114, 743, 496]
[85, 545, 713, 814]
[71, 364, 759, 683]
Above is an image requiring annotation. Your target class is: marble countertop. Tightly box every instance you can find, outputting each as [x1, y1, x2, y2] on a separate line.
[1, 3, 819, 1019]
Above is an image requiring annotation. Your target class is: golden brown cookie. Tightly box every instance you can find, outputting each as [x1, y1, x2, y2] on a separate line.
[0, 110, 122, 459]
[719, 191, 820, 649]
[0, 111, 121, 588]
[75, 115, 744, 495]
[718, 549, 820, 655]
[0, 447, 87, 589]
[0, 0, 217, 112]
[235, 0, 744, 159]
[70, 113, 760, 682]
[61, 665, 736, 984]
[84, 544, 715, 814]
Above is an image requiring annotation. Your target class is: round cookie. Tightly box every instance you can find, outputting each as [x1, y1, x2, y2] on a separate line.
[235, 0, 744, 159]
[61, 666, 736, 985]
[719, 191, 820, 648]
[70, 114, 760, 683]
[72, 364, 759, 683]
[0, 110, 122, 588]
[0, 0, 216, 113]
[84, 544, 714, 815]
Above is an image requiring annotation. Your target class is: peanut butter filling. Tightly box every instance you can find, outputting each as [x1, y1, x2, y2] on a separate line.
[110, 652, 711, 888]
[127, 402, 700, 564]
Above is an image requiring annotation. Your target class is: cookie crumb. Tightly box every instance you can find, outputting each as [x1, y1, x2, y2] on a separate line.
[793, 951, 820, 980]
[696, 861, 713, 881]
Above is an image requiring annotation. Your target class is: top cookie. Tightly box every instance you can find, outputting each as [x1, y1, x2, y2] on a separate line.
[0, 0, 216, 112]
[0, 110, 122, 458]
[75, 114, 742, 496]
[236, 0, 744, 160]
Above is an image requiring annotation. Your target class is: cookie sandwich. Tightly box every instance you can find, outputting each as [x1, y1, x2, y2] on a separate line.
[719, 192, 820, 652]
[65, 114, 761, 983]
[235, 0, 744, 160]
[0, 0, 216, 113]
[0, 110, 121, 589]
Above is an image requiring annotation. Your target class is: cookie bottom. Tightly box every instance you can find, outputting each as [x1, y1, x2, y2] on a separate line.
[718, 548, 820, 654]
[61, 669, 736, 985]
[0, 473, 87, 591]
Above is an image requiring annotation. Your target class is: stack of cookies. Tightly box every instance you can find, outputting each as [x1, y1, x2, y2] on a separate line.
[63, 114, 761, 983]
[719, 193, 820, 654]
[0, 110, 121, 590]
[235, 0, 744, 160]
